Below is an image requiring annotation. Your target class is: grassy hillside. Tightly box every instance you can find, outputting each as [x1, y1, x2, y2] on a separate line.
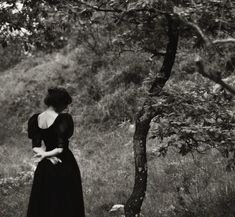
[0, 47, 235, 217]
[0, 47, 146, 217]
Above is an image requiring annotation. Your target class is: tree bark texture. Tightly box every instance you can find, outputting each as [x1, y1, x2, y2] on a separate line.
[124, 15, 179, 217]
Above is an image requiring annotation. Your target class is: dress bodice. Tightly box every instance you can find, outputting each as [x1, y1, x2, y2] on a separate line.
[27, 113, 74, 151]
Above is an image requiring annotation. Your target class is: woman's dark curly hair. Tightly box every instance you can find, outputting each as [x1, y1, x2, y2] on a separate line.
[44, 87, 72, 112]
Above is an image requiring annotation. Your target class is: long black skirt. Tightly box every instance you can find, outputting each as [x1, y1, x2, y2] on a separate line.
[26, 149, 85, 217]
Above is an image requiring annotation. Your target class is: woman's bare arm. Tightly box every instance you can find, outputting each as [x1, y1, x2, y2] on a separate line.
[33, 147, 45, 154]
[33, 148, 63, 162]
[43, 148, 63, 158]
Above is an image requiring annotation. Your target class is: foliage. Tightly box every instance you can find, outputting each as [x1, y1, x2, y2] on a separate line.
[149, 74, 234, 165]
[0, 0, 234, 76]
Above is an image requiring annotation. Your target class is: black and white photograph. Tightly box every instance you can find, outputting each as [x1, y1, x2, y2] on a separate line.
[0, 1, 234, 217]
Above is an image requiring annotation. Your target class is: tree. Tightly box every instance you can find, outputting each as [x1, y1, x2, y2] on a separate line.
[74, 1, 234, 217]
[0, 0, 72, 51]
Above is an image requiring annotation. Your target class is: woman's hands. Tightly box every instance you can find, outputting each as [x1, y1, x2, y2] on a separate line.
[32, 147, 63, 164]
[33, 152, 62, 165]
[33, 152, 47, 162]
[48, 157, 62, 165]
[33, 147, 45, 155]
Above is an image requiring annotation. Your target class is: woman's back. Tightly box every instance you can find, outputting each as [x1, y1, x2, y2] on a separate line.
[28, 112, 74, 151]
[37, 110, 59, 129]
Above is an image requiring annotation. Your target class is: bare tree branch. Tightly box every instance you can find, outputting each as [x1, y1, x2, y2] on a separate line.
[186, 21, 212, 46]
[213, 38, 235, 45]
[143, 47, 166, 56]
[177, 15, 235, 46]
[195, 55, 235, 95]
[117, 49, 142, 56]
[175, 15, 235, 95]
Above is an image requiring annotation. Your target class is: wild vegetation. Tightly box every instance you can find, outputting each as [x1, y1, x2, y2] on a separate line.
[0, 1, 234, 217]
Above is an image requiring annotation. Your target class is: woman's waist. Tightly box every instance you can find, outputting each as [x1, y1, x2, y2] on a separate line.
[40, 148, 74, 161]
[46, 149, 77, 164]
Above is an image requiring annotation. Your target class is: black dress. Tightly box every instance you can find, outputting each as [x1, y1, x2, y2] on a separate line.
[26, 113, 85, 217]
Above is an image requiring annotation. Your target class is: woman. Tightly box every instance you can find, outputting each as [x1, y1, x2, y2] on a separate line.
[26, 87, 85, 217]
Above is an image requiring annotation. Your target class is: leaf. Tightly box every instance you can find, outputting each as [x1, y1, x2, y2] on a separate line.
[24, 42, 29, 51]
[127, 2, 138, 11]
[1, 41, 7, 48]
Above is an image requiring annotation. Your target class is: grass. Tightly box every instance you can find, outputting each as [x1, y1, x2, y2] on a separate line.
[1, 123, 235, 217]
[0, 124, 134, 217]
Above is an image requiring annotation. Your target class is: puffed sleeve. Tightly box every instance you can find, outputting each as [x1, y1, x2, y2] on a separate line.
[56, 113, 74, 149]
[27, 114, 42, 148]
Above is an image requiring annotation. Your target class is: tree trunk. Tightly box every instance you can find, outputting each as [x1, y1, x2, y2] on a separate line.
[124, 15, 179, 217]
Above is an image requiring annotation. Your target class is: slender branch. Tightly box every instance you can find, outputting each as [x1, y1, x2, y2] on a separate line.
[186, 21, 212, 46]
[213, 38, 235, 45]
[79, 1, 122, 13]
[176, 15, 235, 94]
[189, 22, 235, 45]
[195, 55, 235, 95]
[79, 1, 167, 14]
[177, 15, 235, 46]
[117, 49, 142, 56]
[143, 47, 166, 56]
